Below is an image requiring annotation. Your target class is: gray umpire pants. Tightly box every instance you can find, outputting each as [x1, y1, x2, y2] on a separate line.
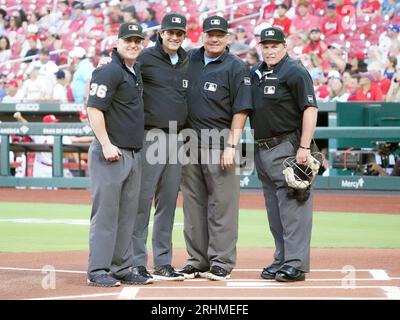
[180, 148, 240, 273]
[87, 139, 141, 278]
[254, 140, 313, 273]
[132, 131, 182, 267]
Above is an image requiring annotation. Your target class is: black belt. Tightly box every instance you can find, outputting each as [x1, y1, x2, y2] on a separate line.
[121, 147, 141, 153]
[255, 131, 297, 150]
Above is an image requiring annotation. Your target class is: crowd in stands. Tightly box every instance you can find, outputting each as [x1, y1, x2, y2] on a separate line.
[0, 0, 398, 104]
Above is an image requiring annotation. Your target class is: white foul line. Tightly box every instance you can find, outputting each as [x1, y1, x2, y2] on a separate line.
[369, 270, 391, 280]
[118, 287, 139, 300]
[0, 267, 390, 280]
[28, 292, 121, 300]
[0, 267, 85, 274]
[382, 287, 400, 299]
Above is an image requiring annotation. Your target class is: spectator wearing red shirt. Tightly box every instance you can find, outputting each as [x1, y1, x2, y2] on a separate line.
[321, 3, 343, 38]
[336, 0, 354, 16]
[309, 0, 328, 14]
[369, 68, 392, 98]
[69, 2, 88, 33]
[360, 0, 382, 15]
[291, 0, 320, 34]
[303, 27, 327, 59]
[259, 0, 278, 21]
[273, 4, 292, 36]
[186, 17, 202, 46]
[350, 72, 384, 101]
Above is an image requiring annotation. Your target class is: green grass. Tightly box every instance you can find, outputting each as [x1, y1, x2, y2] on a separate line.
[0, 202, 399, 252]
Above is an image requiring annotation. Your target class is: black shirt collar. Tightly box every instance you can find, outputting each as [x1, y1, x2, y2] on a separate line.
[258, 53, 289, 73]
[112, 48, 139, 75]
[195, 46, 229, 63]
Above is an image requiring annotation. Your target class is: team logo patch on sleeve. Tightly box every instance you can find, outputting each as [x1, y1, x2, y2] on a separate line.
[244, 77, 251, 85]
[182, 79, 188, 88]
[307, 95, 314, 103]
[204, 82, 218, 92]
[264, 86, 275, 95]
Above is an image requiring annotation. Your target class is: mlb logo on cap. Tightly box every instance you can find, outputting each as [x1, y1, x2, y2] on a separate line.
[259, 27, 286, 43]
[118, 22, 145, 39]
[203, 16, 229, 33]
[161, 12, 187, 32]
[172, 17, 182, 23]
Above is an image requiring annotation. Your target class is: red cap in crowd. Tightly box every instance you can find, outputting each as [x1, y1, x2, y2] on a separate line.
[7, 80, 19, 88]
[63, 8, 72, 16]
[42, 114, 60, 123]
[79, 109, 88, 119]
[39, 34, 48, 41]
[28, 35, 38, 41]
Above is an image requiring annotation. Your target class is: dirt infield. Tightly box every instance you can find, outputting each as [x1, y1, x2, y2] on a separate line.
[1, 188, 399, 300]
[0, 188, 399, 213]
[0, 248, 399, 300]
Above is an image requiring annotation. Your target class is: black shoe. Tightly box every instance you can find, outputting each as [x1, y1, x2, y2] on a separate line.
[177, 265, 206, 279]
[152, 264, 185, 281]
[87, 273, 121, 287]
[206, 265, 231, 281]
[261, 265, 281, 280]
[114, 271, 153, 285]
[131, 266, 153, 279]
[275, 265, 305, 282]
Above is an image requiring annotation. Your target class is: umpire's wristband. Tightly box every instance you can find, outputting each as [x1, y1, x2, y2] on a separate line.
[299, 145, 310, 150]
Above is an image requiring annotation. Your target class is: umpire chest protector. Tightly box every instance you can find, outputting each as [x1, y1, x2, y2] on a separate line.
[250, 54, 317, 140]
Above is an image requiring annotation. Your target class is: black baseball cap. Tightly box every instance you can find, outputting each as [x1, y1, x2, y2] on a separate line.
[203, 16, 228, 33]
[259, 27, 286, 43]
[161, 13, 187, 32]
[118, 23, 145, 40]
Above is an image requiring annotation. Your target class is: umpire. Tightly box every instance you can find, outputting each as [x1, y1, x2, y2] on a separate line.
[131, 12, 189, 281]
[250, 27, 318, 282]
[179, 16, 253, 281]
[86, 23, 152, 287]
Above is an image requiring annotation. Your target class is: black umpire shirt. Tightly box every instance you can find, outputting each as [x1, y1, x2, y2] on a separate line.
[186, 47, 253, 147]
[87, 48, 144, 149]
[138, 36, 189, 131]
[250, 53, 317, 140]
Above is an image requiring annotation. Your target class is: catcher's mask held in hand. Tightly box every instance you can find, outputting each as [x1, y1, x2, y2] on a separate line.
[282, 153, 322, 189]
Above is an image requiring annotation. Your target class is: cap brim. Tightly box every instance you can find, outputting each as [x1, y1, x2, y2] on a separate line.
[161, 26, 187, 33]
[204, 27, 228, 33]
[120, 34, 145, 40]
[259, 39, 285, 44]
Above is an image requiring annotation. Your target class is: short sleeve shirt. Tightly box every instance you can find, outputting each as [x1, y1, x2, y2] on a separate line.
[250, 54, 317, 140]
[87, 48, 144, 149]
[186, 47, 253, 138]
